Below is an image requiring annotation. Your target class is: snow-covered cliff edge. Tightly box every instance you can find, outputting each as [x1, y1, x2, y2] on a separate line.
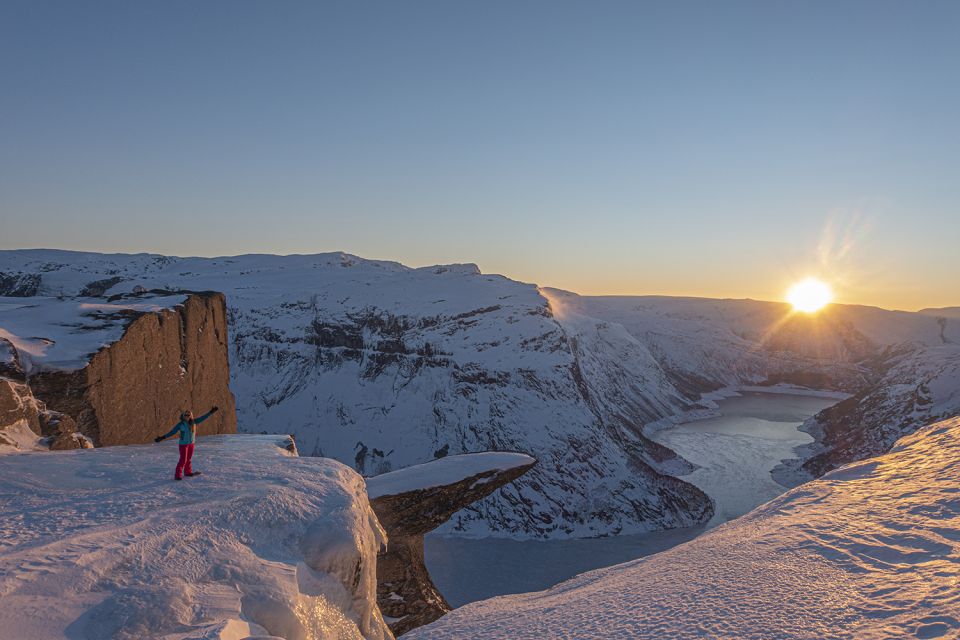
[367, 452, 537, 635]
[0, 435, 392, 640]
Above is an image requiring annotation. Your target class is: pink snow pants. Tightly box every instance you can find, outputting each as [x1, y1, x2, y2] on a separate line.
[175, 443, 194, 479]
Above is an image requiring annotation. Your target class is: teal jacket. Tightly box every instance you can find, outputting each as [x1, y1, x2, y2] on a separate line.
[161, 411, 214, 445]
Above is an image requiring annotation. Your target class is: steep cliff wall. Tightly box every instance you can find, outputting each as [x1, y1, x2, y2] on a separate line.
[14, 293, 237, 446]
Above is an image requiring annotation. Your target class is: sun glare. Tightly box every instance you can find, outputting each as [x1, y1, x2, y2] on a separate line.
[786, 278, 833, 313]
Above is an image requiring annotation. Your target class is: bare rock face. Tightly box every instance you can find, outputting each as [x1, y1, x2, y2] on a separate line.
[26, 293, 237, 446]
[368, 455, 537, 636]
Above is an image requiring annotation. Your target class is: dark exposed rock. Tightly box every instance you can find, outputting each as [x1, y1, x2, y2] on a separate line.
[0, 337, 25, 381]
[44, 411, 90, 450]
[25, 293, 237, 446]
[368, 455, 537, 635]
[79, 276, 125, 297]
[0, 272, 41, 297]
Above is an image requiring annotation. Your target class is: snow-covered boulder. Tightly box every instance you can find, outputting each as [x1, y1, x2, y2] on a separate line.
[0, 377, 91, 453]
[366, 453, 536, 635]
[0, 435, 393, 640]
[408, 415, 960, 639]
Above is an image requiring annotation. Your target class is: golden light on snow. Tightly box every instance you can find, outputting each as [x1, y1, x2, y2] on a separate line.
[786, 278, 833, 313]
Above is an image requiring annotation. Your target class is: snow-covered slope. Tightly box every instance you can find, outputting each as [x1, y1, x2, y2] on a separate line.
[0, 435, 392, 640]
[797, 342, 960, 477]
[409, 415, 960, 640]
[545, 290, 955, 390]
[0, 250, 711, 538]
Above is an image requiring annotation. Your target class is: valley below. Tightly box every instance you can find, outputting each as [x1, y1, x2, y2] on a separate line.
[425, 388, 841, 606]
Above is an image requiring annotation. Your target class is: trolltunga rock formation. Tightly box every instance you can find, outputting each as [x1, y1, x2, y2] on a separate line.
[0, 291, 237, 446]
[366, 452, 537, 635]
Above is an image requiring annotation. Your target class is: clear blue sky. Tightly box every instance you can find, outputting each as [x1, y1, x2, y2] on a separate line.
[2, 1, 958, 309]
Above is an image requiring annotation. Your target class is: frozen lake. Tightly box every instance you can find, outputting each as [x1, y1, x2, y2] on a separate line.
[425, 390, 838, 607]
[651, 391, 839, 526]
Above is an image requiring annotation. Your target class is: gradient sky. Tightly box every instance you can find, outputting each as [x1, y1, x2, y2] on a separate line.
[2, 1, 958, 310]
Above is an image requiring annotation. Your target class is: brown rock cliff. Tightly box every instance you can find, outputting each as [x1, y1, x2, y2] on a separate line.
[26, 292, 237, 446]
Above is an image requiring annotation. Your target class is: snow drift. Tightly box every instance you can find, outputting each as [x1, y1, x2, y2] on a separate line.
[409, 415, 960, 639]
[0, 435, 392, 640]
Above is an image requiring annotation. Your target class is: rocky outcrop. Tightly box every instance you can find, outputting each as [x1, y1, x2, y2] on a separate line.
[800, 342, 960, 477]
[368, 454, 537, 636]
[24, 293, 237, 446]
[0, 377, 91, 451]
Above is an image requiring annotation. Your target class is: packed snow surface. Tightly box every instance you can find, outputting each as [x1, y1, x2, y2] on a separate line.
[410, 416, 960, 640]
[0, 435, 392, 640]
[366, 452, 535, 499]
[0, 294, 187, 373]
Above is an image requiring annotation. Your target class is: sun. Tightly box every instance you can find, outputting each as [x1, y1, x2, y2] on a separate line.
[786, 278, 833, 313]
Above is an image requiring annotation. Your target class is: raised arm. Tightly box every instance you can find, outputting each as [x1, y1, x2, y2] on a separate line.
[155, 423, 181, 442]
[193, 406, 220, 425]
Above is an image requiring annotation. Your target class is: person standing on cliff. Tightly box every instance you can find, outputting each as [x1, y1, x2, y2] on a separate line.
[154, 407, 219, 480]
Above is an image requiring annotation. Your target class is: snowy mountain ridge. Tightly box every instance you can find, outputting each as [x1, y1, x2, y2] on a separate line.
[1, 249, 957, 537]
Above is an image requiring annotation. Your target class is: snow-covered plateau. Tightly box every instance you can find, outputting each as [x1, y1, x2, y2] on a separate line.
[0, 435, 392, 640]
[0, 295, 188, 374]
[409, 415, 960, 640]
[1, 249, 958, 538]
